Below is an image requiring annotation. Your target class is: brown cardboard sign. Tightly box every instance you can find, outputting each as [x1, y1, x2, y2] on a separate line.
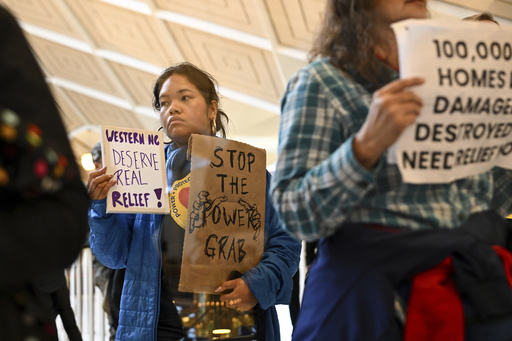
[179, 134, 266, 293]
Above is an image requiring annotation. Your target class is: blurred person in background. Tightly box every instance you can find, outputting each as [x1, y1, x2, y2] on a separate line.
[0, 5, 89, 340]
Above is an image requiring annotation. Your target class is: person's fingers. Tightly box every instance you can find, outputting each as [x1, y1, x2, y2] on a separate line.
[216, 278, 257, 311]
[87, 166, 107, 188]
[215, 279, 236, 294]
[373, 89, 424, 130]
[87, 169, 116, 200]
[385, 100, 423, 118]
[377, 77, 425, 95]
[94, 177, 116, 199]
[87, 174, 110, 194]
[227, 298, 242, 309]
[355, 86, 424, 169]
[376, 89, 423, 114]
[396, 90, 424, 107]
[216, 279, 244, 308]
[216, 288, 239, 308]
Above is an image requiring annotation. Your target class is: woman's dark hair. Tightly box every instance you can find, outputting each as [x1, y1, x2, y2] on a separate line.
[152, 62, 229, 138]
[463, 12, 499, 25]
[309, 0, 393, 86]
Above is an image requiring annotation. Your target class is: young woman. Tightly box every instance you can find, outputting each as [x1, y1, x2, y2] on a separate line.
[271, 0, 512, 340]
[88, 62, 301, 341]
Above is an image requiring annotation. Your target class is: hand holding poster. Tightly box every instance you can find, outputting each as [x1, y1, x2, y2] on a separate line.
[101, 125, 169, 214]
[390, 19, 512, 184]
[179, 134, 266, 293]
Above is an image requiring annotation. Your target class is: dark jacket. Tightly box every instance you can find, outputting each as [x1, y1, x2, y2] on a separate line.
[0, 5, 89, 340]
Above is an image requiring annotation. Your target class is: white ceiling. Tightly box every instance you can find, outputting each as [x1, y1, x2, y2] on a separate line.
[1, 0, 510, 179]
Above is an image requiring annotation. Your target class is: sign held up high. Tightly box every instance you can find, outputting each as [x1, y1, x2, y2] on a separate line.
[390, 19, 512, 184]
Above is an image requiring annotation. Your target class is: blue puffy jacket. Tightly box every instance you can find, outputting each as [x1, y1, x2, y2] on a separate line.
[89, 148, 301, 341]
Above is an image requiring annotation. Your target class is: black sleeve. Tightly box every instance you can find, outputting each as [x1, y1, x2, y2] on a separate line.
[0, 6, 89, 285]
[305, 241, 318, 266]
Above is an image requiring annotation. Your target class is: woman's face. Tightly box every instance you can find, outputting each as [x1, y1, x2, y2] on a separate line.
[373, 0, 428, 28]
[158, 73, 218, 147]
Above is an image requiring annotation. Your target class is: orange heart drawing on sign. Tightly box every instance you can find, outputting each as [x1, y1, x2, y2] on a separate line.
[179, 187, 189, 209]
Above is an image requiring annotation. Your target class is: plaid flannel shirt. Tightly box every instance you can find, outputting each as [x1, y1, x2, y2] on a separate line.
[271, 58, 512, 241]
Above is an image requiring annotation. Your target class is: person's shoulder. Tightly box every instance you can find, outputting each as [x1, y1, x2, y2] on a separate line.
[287, 58, 336, 86]
[303, 58, 353, 84]
[0, 6, 26, 45]
[284, 58, 359, 103]
[298, 59, 362, 98]
[0, 5, 15, 20]
[309, 57, 334, 70]
[296, 58, 335, 76]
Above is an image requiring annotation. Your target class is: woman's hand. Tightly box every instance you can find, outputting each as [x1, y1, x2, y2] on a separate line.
[87, 166, 116, 200]
[354, 77, 425, 169]
[215, 278, 258, 311]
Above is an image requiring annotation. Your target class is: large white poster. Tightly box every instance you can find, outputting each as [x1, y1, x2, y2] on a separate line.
[390, 19, 512, 184]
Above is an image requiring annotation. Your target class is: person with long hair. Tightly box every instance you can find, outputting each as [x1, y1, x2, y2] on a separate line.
[88, 62, 300, 341]
[271, 1, 512, 340]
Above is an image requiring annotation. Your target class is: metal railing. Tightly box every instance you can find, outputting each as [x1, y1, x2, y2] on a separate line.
[56, 248, 109, 341]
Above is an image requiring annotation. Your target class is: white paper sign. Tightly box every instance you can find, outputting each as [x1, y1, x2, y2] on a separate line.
[390, 19, 512, 184]
[101, 125, 169, 214]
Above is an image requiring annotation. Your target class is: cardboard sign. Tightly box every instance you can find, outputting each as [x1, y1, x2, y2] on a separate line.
[179, 134, 266, 293]
[389, 19, 512, 184]
[101, 125, 169, 214]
